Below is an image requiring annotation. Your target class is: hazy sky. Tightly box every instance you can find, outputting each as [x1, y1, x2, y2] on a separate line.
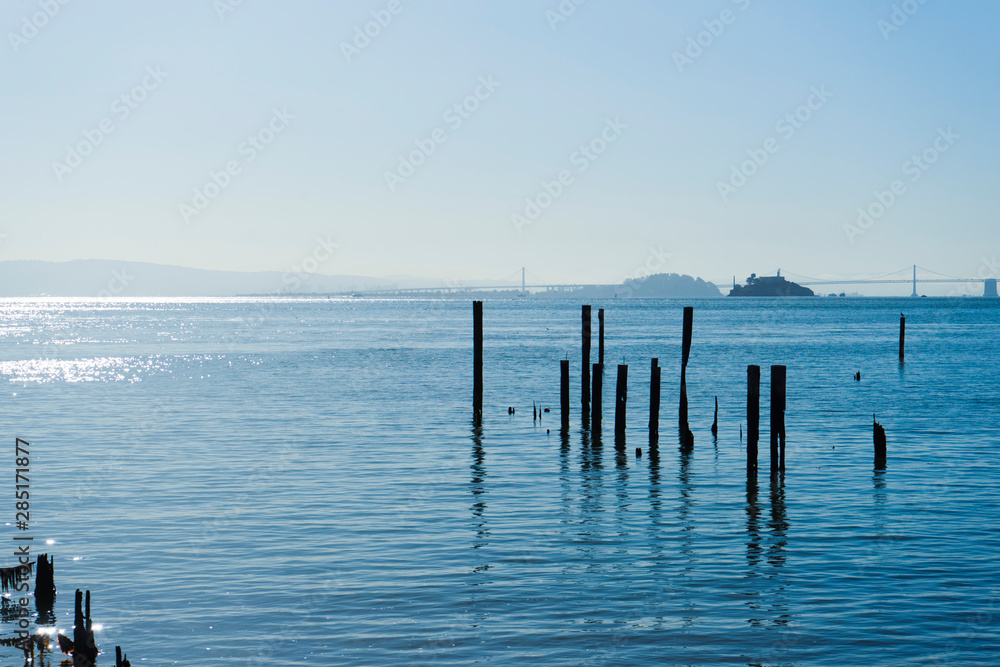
[2, 1, 998, 293]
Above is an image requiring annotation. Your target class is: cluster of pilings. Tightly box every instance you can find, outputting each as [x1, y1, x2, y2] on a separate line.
[0, 553, 132, 665]
[473, 301, 894, 470]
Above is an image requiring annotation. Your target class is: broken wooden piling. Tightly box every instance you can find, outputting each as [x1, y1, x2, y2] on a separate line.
[582, 305, 591, 413]
[649, 358, 660, 441]
[117, 646, 132, 667]
[874, 415, 887, 469]
[747, 365, 760, 472]
[770, 365, 786, 473]
[592, 362, 603, 432]
[34, 554, 55, 611]
[560, 359, 570, 430]
[473, 301, 483, 417]
[74, 589, 97, 665]
[615, 364, 628, 438]
[899, 313, 905, 363]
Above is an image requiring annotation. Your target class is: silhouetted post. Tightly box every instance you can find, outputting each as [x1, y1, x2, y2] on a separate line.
[747, 365, 760, 472]
[560, 359, 570, 430]
[615, 364, 628, 438]
[770, 365, 786, 473]
[874, 415, 887, 469]
[117, 646, 132, 667]
[34, 554, 55, 611]
[598, 308, 605, 364]
[582, 305, 591, 412]
[711, 396, 718, 436]
[74, 589, 97, 665]
[473, 301, 483, 416]
[679, 307, 693, 430]
[592, 362, 603, 433]
[898, 313, 905, 363]
[649, 358, 660, 440]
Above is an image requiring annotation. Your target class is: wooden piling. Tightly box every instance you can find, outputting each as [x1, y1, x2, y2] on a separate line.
[74, 588, 97, 665]
[711, 396, 718, 436]
[899, 313, 905, 363]
[679, 306, 693, 430]
[34, 553, 55, 610]
[770, 365, 786, 473]
[747, 365, 760, 471]
[560, 359, 570, 430]
[117, 646, 132, 667]
[615, 364, 628, 438]
[473, 301, 483, 416]
[649, 358, 660, 440]
[598, 308, 605, 364]
[592, 362, 603, 432]
[582, 305, 592, 411]
[874, 415, 887, 469]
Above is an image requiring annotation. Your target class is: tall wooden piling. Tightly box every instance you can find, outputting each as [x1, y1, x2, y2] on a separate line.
[711, 396, 718, 436]
[598, 308, 605, 364]
[649, 358, 660, 440]
[582, 305, 592, 412]
[560, 359, 570, 430]
[679, 307, 693, 430]
[615, 364, 628, 438]
[899, 313, 905, 363]
[770, 365, 786, 473]
[874, 415, 887, 469]
[592, 362, 603, 432]
[473, 301, 483, 416]
[747, 365, 760, 471]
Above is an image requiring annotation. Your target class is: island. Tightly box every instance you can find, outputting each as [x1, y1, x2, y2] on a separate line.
[729, 272, 814, 297]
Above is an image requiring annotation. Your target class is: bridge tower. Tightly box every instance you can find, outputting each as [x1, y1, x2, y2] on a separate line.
[911, 265, 918, 297]
[985, 278, 998, 298]
[522, 267, 526, 293]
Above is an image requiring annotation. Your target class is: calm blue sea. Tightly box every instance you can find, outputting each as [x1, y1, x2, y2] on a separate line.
[0, 297, 998, 665]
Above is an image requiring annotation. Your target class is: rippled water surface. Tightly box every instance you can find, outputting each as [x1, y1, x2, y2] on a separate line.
[0, 297, 998, 665]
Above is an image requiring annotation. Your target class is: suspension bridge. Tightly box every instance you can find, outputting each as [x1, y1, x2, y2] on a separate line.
[347, 265, 999, 297]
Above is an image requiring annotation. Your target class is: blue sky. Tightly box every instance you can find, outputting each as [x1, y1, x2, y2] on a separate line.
[2, 0, 997, 293]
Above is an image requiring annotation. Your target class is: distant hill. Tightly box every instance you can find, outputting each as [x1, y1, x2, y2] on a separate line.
[622, 273, 721, 298]
[0, 260, 409, 297]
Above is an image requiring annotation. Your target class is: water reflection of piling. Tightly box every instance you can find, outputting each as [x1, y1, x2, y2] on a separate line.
[745, 474, 762, 568]
[767, 474, 788, 569]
